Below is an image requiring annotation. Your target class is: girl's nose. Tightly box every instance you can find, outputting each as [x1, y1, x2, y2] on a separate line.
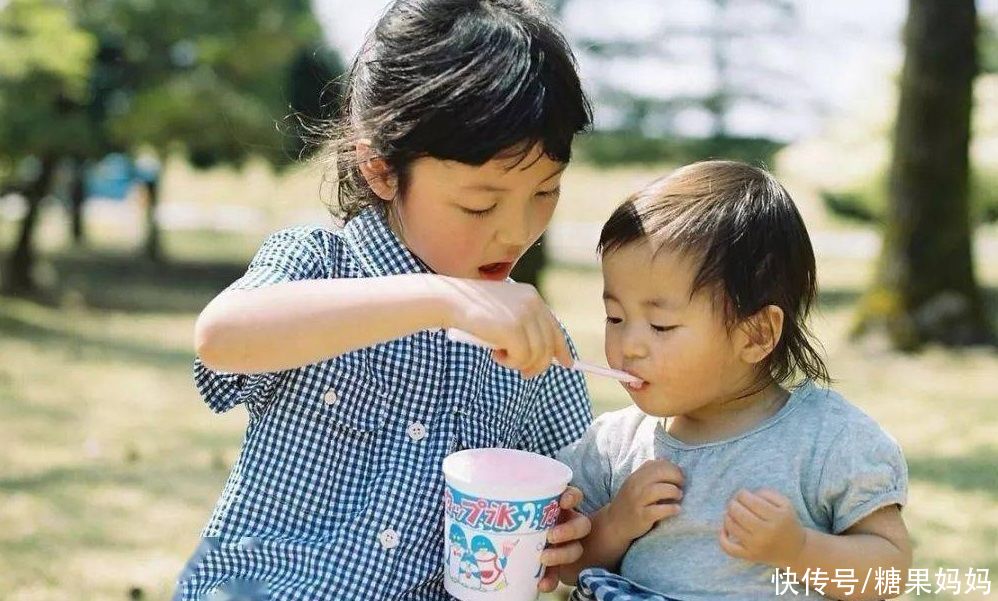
[496, 207, 531, 248]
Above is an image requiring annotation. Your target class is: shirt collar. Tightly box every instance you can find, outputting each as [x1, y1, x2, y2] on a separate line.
[341, 205, 432, 277]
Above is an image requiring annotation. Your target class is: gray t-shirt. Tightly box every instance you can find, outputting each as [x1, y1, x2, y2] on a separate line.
[557, 381, 908, 601]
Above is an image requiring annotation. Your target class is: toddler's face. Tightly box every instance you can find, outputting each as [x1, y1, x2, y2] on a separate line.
[392, 143, 564, 281]
[601, 241, 751, 418]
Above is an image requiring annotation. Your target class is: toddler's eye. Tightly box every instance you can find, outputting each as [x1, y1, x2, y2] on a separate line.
[605, 317, 622, 325]
[651, 324, 678, 333]
[536, 187, 560, 199]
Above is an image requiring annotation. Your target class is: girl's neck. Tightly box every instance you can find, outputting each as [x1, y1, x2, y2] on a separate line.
[665, 381, 790, 445]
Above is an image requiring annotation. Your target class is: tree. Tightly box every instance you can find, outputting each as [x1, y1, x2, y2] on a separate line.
[77, 0, 343, 261]
[854, 0, 994, 349]
[0, 0, 97, 292]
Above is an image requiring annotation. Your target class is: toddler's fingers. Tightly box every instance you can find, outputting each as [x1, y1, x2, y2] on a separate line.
[536, 567, 559, 592]
[559, 486, 583, 510]
[724, 513, 753, 543]
[642, 482, 683, 505]
[755, 488, 789, 509]
[645, 502, 680, 523]
[734, 490, 776, 521]
[727, 498, 765, 530]
[523, 319, 549, 378]
[548, 511, 591, 544]
[719, 526, 749, 559]
[540, 541, 583, 567]
[644, 459, 685, 487]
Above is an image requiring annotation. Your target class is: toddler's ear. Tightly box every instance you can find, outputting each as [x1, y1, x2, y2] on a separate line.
[356, 140, 398, 201]
[737, 305, 784, 365]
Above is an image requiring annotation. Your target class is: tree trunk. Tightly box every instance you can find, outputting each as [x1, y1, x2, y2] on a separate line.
[3, 156, 58, 294]
[854, 0, 994, 349]
[69, 158, 87, 246]
[142, 178, 162, 262]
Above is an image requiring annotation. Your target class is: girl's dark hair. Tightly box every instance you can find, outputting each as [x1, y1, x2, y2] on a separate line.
[327, 0, 592, 220]
[598, 160, 830, 386]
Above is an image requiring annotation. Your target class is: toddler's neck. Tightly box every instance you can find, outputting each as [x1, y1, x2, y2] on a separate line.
[664, 383, 790, 445]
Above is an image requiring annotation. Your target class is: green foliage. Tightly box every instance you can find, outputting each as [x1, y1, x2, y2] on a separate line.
[820, 168, 998, 225]
[0, 0, 98, 169]
[575, 131, 784, 167]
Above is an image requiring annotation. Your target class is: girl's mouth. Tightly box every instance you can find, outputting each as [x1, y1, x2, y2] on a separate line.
[478, 262, 513, 281]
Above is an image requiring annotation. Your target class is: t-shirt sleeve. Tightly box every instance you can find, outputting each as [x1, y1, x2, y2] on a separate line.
[516, 332, 593, 458]
[555, 413, 619, 516]
[194, 228, 334, 414]
[817, 422, 909, 534]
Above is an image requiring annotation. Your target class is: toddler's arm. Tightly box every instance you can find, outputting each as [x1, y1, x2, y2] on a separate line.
[720, 489, 911, 601]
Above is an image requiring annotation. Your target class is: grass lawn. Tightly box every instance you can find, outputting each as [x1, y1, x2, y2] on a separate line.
[1, 161, 996, 600]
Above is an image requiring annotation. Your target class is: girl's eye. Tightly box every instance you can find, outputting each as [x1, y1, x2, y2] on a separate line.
[536, 187, 560, 199]
[651, 324, 678, 333]
[461, 205, 497, 217]
[605, 316, 622, 325]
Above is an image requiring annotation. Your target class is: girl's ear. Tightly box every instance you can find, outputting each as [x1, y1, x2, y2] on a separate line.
[737, 305, 785, 365]
[356, 140, 398, 201]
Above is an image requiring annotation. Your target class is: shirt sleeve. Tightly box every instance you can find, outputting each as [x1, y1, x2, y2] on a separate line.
[817, 422, 909, 534]
[194, 227, 334, 414]
[515, 332, 593, 458]
[555, 413, 617, 516]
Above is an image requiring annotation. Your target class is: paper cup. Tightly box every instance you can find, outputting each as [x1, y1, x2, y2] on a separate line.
[442, 448, 573, 601]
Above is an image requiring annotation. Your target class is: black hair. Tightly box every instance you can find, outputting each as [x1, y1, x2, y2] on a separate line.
[327, 0, 592, 220]
[598, 160, 830, 386]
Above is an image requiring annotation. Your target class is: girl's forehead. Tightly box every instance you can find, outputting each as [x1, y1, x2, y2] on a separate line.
[413, 149, 565, 189]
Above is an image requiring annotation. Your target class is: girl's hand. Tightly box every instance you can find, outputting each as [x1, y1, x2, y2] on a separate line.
[437, 277, 573, 378]
[537, 487, 591, 592]
[605, 459, 684, 542]
[719, 488, 807, 567]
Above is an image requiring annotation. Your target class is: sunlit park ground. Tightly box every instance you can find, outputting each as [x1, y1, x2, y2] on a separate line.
[1, 152, 997, 600]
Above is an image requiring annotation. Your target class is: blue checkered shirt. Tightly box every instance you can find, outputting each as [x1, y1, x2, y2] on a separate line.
[175, 207, 593, 601]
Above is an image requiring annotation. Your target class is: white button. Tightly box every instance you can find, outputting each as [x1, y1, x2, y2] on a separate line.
[378, 528, 400, 550]
[407, 422, 427, 442]
[323, 389, 338, 405]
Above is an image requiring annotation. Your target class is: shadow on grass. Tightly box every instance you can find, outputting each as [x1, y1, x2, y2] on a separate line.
[908, 448, 998, 500]
[0, 311, 194, 368]
[42, 250, 246, 314]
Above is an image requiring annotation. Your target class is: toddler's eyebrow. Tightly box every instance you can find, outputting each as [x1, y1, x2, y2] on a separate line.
[603, 291, 679, 310]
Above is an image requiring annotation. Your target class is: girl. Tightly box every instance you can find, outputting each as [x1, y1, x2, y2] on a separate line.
[558, 161, 911, 601]
[174, 1, 595, 599]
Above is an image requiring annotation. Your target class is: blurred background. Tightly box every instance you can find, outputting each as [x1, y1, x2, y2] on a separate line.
[1, 0, 996, 599]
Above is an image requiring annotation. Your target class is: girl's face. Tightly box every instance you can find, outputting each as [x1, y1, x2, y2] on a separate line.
[602, 241, 757, 419]
[391, 144, 565, 280]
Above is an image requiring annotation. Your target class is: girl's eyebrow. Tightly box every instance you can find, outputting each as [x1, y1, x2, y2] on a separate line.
[461, 165, 566, 193]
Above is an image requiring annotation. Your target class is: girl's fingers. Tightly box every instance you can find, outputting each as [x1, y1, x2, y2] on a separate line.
[549, 314, 573, 368]
[520, 319, 545, 378]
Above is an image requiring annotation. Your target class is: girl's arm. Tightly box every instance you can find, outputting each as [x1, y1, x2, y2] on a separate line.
[196, 274, 572, 375]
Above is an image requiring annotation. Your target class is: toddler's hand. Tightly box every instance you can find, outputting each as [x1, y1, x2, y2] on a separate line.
[606, 459, 684, 541]
[439, 277, 572, 378]
[719, 488, 806, 566]
[537, 487, 591, 592]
